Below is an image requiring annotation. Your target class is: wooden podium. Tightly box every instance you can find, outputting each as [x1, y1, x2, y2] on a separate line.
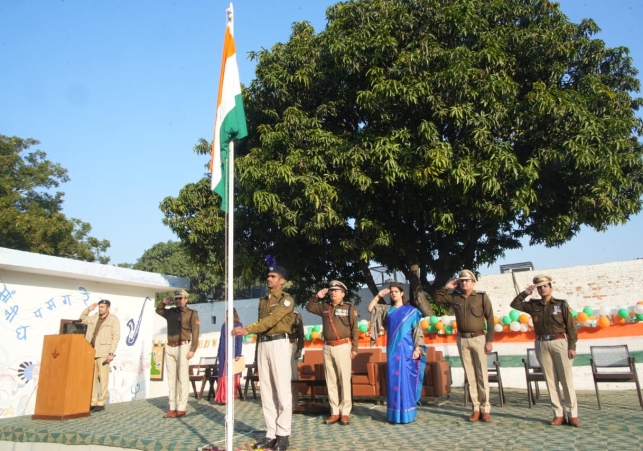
[33, 334, 95, 420]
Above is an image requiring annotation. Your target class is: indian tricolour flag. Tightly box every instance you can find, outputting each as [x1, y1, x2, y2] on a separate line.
[210, 9, 248, 212]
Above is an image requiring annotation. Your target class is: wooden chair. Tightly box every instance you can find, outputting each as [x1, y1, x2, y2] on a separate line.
[464, 351, 505, 407]
[243, 362, 260, 401]
[189, 356, 217, 401]
[522, 348, 546, 407]
[590, 345, 643, 410]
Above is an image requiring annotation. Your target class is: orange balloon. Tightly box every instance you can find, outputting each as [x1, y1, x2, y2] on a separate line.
[435, 321, 445, 331]
[493, 316, 499, 325]
[637, 301, 643, 305]
[503, 325, 510, 332]
[252, 335, 257, 342]
[598, 316, 611, 328]
[519, 314, 530, 324]
[420, 320, 429, 330]
[616, 316, 626, 324]
[311, 331, 319, 340]
[451, 321, 457, 330]
[577, 312, 589, 321]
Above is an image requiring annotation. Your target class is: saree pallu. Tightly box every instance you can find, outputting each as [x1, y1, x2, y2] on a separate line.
[386, 304, 426, 423]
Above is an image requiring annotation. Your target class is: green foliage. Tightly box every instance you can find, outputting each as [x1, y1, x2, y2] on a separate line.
[130, 240, 222, 304]
[162, 0, 643, 307]
[0, 135, 110, 263]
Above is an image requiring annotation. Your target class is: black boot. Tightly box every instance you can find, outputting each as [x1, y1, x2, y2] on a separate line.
[273, 435, 289, 451]
[253, 437, 276, 449]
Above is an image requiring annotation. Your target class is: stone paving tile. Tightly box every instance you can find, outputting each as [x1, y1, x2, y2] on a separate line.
[1, 389, 642, 450]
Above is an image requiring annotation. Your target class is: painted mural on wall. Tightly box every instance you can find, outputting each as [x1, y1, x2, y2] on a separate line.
[0, 279, 154, 418]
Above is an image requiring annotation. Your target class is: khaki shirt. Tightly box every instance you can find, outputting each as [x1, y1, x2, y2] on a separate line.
[246, 289, 295, 336]
[433, 288, 495, 343]
[80, 309, 121, 358]
[511, 292, 578, 351]
[155, 304, 200, 353]
[306, 297, 359, 352]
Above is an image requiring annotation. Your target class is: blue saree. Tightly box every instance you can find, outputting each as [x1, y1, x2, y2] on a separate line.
[385, 304, 426, 424]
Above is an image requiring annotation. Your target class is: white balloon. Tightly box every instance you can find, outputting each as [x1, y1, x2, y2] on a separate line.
[528, 317, 533, 326]
[634, 305, 643, 315]
[510, 321, 521, 332]
[494, 324, 503, 333]
[520, 323, 529, 332]
[582, 320, 591, 327]
[599, 306, 611, 316]
[441, 315, 451, 325]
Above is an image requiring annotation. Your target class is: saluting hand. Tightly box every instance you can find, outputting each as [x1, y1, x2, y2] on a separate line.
[88, 303, 98, 311]
[445, 279, 459, 290]
[162, 296, 173, 305]
[524, 284, 537, 295]
[377, 288, 390, 298]
[316, 288, 329, 299]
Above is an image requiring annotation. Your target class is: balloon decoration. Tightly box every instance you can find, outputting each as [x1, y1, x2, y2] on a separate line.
[420, 319, 429, 330]
[493, 323, 503, 333]
[519, 314, 530, 324]
[358, 323, 369, 333]
[310, 331, 319, 340]
[509, 310, 520, 322]
[429, 316, 439, 325]
[501, 316, 511, 326]
[598, 316, 611, 328]
[618, 308, 629, 319]
[577, 312, 589, 322]
[583, 306, 594, 316]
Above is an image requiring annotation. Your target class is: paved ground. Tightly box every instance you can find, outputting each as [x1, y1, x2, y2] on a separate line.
[1, 388, 642, 451]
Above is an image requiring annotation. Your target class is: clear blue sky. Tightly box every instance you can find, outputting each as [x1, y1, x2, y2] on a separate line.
[1, 0, 641, 274]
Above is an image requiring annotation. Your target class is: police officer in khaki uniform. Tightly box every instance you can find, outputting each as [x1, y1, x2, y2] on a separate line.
[232, 265, 294, 451]
[307, 280, 359, 426]
[289, 310, 305, 411]
[155, 289, 200, 418]
[80, 299, 121, 412]
[433, 270, 494, 422]
[511, 274, 580, 427]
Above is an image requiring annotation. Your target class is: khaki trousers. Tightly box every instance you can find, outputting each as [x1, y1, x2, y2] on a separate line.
[457, 334, 490, 413]
[91, 357, 110, 406]
[536, 338, 578, 418]
[323, 342, 352, 416]
[258, 338, 292, 438]
[290, 342, 300, 407]
[165, 343, 191, 411]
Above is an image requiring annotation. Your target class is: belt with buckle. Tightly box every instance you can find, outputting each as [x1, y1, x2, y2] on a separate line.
[258, 333, 288, 342]
[166, 340, 190, 347]
[458, 331, 485, 339]
[536, 333, 566, 341]
[325, 337, 351, 346]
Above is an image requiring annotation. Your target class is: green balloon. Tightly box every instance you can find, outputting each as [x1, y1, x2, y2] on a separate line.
[313, 325, 322, 332]
[429, 316, 439, 325]
[305, 333, 312, 341]
[428, 325, 437, 333]
[583, 306, 594, 316]
[618, 308, 629, 319]
[571, 309, 578, 319]
[509, 310, 520, 322]
[502, 316, 511, 326]
[358, 323, 368, 333]
[636, 313, 643, 321]
[445, 325, 453, 334]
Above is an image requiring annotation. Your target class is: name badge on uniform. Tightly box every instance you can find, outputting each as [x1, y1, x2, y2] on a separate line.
[335, 309, 349, 317]
[553, 305, 561, 314]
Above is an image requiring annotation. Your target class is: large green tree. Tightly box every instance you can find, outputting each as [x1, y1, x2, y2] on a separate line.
[128, 240, 225, 304]
[162, 0, 643, 310]
[0, 135, 110, 263]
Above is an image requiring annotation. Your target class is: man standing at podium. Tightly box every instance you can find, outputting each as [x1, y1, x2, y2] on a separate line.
[156, 289, 200, 418]
[80, 299, 121, 413]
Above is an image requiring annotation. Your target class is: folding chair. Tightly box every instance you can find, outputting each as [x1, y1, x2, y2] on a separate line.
[522, 348, 546, 407]
[464, 351, 505, 407]
[190, 356, 217, 401]
[590, 345, 643, 410]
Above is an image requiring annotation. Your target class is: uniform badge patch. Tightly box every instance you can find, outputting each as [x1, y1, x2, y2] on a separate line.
[553, 305, 561, 314]
[284, 300, 291, 307]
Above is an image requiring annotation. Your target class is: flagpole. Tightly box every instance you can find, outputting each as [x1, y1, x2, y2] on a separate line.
[225, 8, 235, 451]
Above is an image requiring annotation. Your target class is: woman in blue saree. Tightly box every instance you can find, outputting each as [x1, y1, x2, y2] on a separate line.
[214, 308, 243, 404]
[368, 282, 426, 423]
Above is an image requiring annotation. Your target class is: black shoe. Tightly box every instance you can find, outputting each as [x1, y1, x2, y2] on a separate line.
[90, 405, 105, 412]
[253, 437, 276, 450]
[273, 435, 289, 451]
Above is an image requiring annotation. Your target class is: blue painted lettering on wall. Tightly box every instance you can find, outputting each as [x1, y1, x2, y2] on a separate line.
[1, 284, 16, 304]
[16, 325, 29, 340]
